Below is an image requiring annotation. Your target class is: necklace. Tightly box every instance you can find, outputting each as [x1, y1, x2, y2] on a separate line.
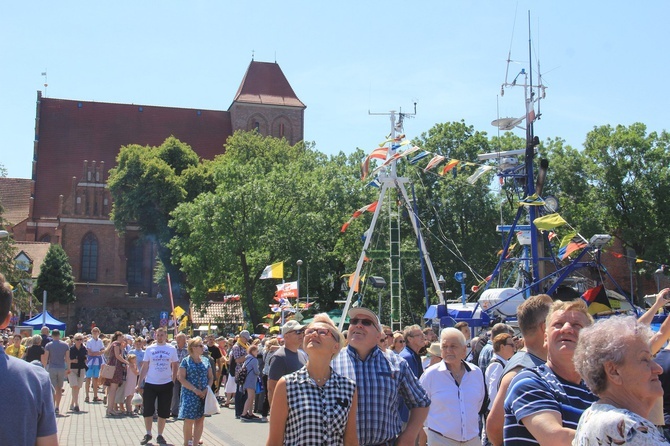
[308, 371, 331, 384]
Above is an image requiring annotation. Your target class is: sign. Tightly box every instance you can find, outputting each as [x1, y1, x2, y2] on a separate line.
[160, 311, 169, 327]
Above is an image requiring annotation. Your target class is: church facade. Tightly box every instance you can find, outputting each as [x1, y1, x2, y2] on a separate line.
[7, 60, 305, 327]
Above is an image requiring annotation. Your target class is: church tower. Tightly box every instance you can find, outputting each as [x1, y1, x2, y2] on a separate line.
[229, 61, 306, 145]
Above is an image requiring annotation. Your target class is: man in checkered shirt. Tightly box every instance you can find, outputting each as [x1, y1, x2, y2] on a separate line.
[332, 307, 430, 446]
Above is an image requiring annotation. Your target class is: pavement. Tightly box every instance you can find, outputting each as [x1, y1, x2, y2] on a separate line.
[55, 384, 269, 445]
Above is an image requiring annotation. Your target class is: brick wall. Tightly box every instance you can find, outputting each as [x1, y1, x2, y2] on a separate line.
[229, 102, 304, 145]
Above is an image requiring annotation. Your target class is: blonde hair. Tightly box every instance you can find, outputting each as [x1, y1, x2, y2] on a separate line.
[187, 336, 203, 355]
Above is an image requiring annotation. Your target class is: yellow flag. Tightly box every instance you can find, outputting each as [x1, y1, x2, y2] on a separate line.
[173, 306, 185, 320]
[533, 213, 568, 231]
[260, 261, 284, 279]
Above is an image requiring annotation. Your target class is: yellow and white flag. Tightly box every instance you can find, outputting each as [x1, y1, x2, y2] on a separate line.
[260, 261, 284, 280]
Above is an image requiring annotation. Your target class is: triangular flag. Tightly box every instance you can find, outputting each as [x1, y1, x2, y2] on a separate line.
[558, 233, 587, 260]
[424, 155, 445, 172]
[409, 152, 430, 165]
[533, 213, 568, 231]
[260, 261, 284, 279]
[467, 165, 494, 184]
[341, 201, 379, 232]
[581, 284, 612, 315]
[439, 159, 460, 176]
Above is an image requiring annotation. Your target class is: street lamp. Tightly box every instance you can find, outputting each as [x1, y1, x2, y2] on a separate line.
[437, 275, 446, 304]
[296, 260, 303, 300]
[655, 266, 665, 293]
[454, 272, 467, 305]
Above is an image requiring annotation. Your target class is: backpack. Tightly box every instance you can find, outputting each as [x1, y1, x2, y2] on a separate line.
[235, 358, 251, 385]
[470, 335, 488, 365]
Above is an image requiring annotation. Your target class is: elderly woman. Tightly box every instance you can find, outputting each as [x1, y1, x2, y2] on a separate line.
[419, 327, 485, 446]
[573, 316, 669, 445]
[267, 316, 358, 446]
[178, 336, 214, 446]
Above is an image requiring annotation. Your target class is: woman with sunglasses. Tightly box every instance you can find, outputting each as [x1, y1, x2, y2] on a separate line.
[178, 336, 213, 446]
[67, 333, 88, 412]
[267, 315, 358, 446]
[392, 332, 406, 354]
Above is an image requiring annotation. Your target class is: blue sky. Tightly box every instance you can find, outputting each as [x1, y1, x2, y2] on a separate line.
[2, 2, 669, 179]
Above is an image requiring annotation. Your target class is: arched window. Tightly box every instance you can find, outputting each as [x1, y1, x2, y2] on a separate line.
[126, 239, 143, 284]
[39, 234, 51, 243]
[81, 233, 98, 282]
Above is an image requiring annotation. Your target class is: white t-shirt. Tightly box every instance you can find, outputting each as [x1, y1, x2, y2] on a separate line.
[143, 343, 178, 385]
[86, 337, 104, 366]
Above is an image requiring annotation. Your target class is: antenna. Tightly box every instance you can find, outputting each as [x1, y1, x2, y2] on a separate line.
[369, 102, 417, 138]
[251, 50, 255, 61]
[41, 70, 48, 97]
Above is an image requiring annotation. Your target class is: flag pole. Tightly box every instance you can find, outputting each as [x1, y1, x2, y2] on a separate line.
[166, 273, 177, 337]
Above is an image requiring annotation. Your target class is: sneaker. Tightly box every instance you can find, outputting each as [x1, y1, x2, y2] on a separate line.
[74, 405, 80, 413]
[156, 434, 166, 444]
[248, 413, 260, 419]
[140, 434, 152, 445]
[240, 414, 251, 422]
[260, 416, 268, 423]
[55, 408, 59, 415]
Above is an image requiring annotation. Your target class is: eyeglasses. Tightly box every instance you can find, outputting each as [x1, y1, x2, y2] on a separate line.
[75, 338, 83, 341]
[385, 333, 393, 339]
[350, 318, 375, 327]
[396, 339, 405, 344]
[305, 328, 336, 339]
[290, 330, 305, 335]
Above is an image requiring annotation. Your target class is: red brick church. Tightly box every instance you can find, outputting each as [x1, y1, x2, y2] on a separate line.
[2, 60, 305, 329]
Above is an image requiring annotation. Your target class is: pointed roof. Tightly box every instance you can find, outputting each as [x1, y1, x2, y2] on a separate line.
[13, 241, 51, 278]
[232, 61, 305, 108]
[0, 178, 32, 226]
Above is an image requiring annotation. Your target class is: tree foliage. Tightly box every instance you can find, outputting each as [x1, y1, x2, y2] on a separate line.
[34, 244, 76, 304]
[107, 136, 214, 280]
[169, 131, 366, 329]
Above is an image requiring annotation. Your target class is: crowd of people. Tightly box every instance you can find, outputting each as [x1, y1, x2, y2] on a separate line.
[5, 269, 670, 445]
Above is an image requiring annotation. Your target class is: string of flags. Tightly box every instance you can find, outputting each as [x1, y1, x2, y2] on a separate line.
[341, 201, 379, 233]
[359, 137, 496, 185]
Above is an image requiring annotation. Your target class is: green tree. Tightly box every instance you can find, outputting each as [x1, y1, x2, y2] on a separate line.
[34, 244, 76, 304]
[107, 136, 214, 282]
[169, 131, 365, 329]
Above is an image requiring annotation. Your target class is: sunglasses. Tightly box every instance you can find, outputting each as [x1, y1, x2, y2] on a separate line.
[75, 338, 83, 341]
[350, 318, 375, 327]
[396, 339, 406, 344]
[291, 330, 305, 335]
[305, 328, 336, 339]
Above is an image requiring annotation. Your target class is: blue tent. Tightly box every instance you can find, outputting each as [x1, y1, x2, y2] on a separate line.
[23, 311, 67, 330]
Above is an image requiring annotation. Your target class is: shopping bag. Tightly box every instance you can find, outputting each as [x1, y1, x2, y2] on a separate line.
[131, 392, 143, 405]
[204, 387, 220, 415]
[99, 364, 116, 379]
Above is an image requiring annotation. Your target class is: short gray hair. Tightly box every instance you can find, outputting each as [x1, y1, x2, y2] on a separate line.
[440, 327, 466, 347]
[573, 315, 653, 395]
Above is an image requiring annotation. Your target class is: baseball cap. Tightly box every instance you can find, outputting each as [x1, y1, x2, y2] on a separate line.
[239, 330, 252, 341]
[348, 307, 381, 330]
[281, 320, 305, 335]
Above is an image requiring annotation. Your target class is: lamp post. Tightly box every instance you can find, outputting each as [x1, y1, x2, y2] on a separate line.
[454, 272, 467, 305]
[655, 267, 665, 293]
[438, 275, 446, 302]
[296, 260, 303, 301]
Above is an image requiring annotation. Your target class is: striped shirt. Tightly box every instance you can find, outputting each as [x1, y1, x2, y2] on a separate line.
[503, 364, 596, 445]
[331, 345, 431, 445]
[283, 367, 356, 446]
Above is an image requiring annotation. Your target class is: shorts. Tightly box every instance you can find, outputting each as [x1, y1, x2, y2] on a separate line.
[85, 365, 101, 379]
[142, 381, 174, 419]
[68, 369, 86, 388]
[48, 367, 66, 389]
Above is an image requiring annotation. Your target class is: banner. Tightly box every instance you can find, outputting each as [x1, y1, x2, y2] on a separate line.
[275, 281, 298, 299]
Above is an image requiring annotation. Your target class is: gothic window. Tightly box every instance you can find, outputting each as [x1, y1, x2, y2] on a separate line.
[81, 233, 98, 282]
[279, 123, 285, 138]
[126, 239, 143, 285]
[254, 121, 260, 131]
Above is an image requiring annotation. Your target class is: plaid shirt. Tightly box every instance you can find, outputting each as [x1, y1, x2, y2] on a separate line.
[331, 345, 431, 445]
[284, 367, 356, 445]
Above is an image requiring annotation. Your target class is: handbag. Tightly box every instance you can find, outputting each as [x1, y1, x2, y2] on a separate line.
[255, 377, 263, 394]
[100, 363, 116, 380]
[204, 387, 220, 415]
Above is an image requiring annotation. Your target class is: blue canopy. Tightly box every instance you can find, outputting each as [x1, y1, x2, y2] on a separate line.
[23, 311, 66, 330]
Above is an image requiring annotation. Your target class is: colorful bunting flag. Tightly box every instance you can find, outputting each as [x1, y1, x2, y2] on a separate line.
[424, 155, 445, 172]
[409, 151, 430, 164]
[260, 262, 284, 280]
[467, 165, 494, 184]
[581, 284, 612, 315]
[533, 213, 568, 231]
[341, 201, 379, 232]
[558, 233, 587, 260]
[438, 159, 459, 176]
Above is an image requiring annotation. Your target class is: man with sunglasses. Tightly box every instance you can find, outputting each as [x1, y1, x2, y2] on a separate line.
[267, 320, 307, 407]
[332, 307, 431, 446]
